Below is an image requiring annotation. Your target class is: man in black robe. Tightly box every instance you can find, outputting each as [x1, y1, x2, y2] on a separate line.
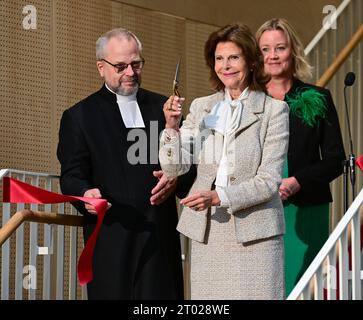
[57, 28, 194, 300]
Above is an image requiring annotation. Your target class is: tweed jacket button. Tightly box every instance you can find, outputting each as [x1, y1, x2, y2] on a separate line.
[230, 176, 236, 182]
[167, 149, 172, 157]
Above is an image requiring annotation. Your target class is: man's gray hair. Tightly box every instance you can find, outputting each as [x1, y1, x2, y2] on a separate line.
[96, 28, 143, 60]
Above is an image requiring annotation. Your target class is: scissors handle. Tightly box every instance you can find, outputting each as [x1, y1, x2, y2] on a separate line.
[173, 80, 180, 97]
[169, 81, 181, 111]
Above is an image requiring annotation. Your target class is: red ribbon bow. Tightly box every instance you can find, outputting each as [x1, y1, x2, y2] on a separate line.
[2, 177, 107, 286]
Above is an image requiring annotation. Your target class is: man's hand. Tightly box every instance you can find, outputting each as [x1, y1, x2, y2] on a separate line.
[279, 177, 301, 201]
[150, 170, 177, 205]
[83, 188, 112, 214]
[180, 190, 220, 211]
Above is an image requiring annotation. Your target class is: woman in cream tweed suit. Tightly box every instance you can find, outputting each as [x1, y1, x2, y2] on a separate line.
[159, 23, 289, 299]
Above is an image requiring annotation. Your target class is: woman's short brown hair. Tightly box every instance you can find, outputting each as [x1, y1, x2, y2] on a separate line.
[205, 23, 270, 92]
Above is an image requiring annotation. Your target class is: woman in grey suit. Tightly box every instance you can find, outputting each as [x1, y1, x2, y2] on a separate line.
[159, 23, 289, 299]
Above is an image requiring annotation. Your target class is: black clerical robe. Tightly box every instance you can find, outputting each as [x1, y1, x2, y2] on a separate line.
[57, 85, 193, 299]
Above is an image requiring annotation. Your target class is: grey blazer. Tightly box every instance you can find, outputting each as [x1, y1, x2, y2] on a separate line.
[160, 90, 289, 244]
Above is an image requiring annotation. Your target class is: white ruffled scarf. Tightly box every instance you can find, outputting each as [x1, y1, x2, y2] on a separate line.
[203, 87, 250, 187]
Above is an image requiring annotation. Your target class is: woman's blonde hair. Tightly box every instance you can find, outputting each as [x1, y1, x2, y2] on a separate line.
[255, 18, 312, 81]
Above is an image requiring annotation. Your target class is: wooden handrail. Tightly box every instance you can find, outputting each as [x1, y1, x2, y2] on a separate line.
[0, 209, 83, 246]
[316, 24, 363, 87]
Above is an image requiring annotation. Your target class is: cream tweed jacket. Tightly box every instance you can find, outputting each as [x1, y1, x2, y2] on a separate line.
[159, 90, 289, 244]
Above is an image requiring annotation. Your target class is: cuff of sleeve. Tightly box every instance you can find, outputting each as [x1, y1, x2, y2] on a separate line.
[216, 187, 230, 208]
[159, 129, 181, 178]
[81, 188, 89, 197]
[162, 128, 180, 144]
[292, 173, 306, 189]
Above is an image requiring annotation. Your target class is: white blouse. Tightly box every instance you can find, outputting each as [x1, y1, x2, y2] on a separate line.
[203, 87, 250, 206]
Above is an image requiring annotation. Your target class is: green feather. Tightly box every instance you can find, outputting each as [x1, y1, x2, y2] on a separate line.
[286, 88, 328, 127]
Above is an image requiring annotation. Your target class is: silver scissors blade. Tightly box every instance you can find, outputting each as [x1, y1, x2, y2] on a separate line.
[174, 58, 180, 83]
[173, 58, 181, 97]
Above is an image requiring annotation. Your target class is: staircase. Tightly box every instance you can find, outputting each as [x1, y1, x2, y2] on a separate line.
[0, 169, 86, 300]
[289, 0, 363, 299]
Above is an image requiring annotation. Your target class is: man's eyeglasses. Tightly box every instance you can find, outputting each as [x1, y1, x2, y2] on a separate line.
[101, 58, 145, 73]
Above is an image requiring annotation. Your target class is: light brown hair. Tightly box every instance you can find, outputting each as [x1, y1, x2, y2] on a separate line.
[205, 23, 270, 92]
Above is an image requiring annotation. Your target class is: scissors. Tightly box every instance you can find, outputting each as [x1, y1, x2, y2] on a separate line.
[172, 57, 181, 98]
[169, 58, 181, 111]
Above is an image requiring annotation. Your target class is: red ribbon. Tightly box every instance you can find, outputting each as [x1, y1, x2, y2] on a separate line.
[356, 155, 363, 172]
[2, 177, 107, 286]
